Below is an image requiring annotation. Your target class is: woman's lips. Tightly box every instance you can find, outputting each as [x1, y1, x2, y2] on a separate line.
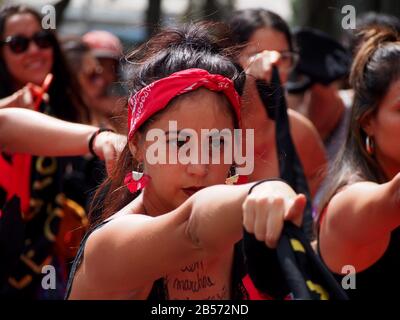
[25, 59, 46, 70]
[182, 186, 205, 197]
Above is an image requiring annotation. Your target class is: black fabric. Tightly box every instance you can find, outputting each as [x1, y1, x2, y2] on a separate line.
[326, 227, 400, 299]
[62, 156, 106, 210]
[0, 155, 96, 299]
[276, 222, 348, 300]
[243, 223, 348, 300]
[243, 229, 289, 299]
[286, 27, 352, 94]
[0, 102, 104, 299]
[256, 68, 313, 239]
[256, 80, 278, 120]
[230, 240, 250, 300]
[0, 196, 25, 291]
[0, 153, 69, 299]
[64, 220, 109, 299]
[245, 67, 348, 300]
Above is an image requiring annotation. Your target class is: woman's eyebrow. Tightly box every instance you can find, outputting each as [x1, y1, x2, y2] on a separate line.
[166, 130, 195, 136]
[164, 130, 180, 135]
[205, 132, 226, 140]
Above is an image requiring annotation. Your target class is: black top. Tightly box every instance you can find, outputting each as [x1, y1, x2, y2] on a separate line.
[65, 218, 248, 300]
[318, 227, 400, 299]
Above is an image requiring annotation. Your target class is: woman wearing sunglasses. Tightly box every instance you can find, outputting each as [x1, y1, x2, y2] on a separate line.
[0, 5, 88, 120]
[228, 9, 327, 198]
[0, 5, 99, 300]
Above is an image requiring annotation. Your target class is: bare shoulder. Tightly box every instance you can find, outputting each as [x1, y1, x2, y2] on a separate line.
[288, 109, 322, 144]
[287, 109, 327, 193]
[70, 201, 200, 299]
[319, 181, 390, 273]
[321, 181, 378, 231]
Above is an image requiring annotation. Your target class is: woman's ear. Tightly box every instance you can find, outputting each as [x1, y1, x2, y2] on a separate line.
[360, 111, 376, 137]
[128, 134, 143, 162]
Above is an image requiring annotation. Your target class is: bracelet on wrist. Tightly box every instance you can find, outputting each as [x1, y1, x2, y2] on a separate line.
[88, 128, 115, 157]
[248, 178, 287, 195]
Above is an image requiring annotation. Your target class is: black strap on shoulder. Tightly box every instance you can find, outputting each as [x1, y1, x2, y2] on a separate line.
[64, 220, 109, 299]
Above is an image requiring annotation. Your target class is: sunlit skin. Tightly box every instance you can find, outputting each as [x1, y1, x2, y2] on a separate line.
[320, 79, 400, 275]
[290, 82, 347, 141]
[363, 79, 400, 180]
[68, 87, 305, 300]
[132, 88, 235, 215]
[69, 89, 240, 299]
[238, 27, 327, 196]
[78, 52, 107, 101]
[2, 13, 53, 88]
[240, 27, 292, 83]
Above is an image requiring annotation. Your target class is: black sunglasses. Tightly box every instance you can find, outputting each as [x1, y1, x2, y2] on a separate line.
[1, 31, 54, 54]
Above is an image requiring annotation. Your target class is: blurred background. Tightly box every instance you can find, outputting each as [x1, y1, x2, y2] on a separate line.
[3, 0, 400, 50]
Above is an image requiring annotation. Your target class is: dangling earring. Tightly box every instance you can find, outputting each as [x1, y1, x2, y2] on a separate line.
[225, 165, 248, 185]
[365, 135, 375, 155]
[124, 163, 151, 193]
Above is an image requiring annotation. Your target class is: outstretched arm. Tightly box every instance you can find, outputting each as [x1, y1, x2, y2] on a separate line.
[70, 180, 305, 299]
[319, 173, 400, 274]
[0, 108, 126, 172]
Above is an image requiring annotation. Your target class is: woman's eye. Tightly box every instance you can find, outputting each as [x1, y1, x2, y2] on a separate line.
[169, 136, 189, 148]
[209, 137, 225, 149]
[177, 139, 187, 148]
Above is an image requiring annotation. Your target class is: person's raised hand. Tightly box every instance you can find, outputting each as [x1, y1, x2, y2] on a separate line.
[242, 180, 307, 248]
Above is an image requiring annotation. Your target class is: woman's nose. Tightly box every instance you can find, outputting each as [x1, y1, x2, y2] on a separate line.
[27, 41, 41, 54]
[186, 162, 208, 177]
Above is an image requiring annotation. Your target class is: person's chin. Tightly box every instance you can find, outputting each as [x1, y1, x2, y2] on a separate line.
[29, 74, 49, 86]
[175, 192, 190, 205]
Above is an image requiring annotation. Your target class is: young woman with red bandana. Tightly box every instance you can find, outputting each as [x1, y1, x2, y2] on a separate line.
[65, 23, 306, 300]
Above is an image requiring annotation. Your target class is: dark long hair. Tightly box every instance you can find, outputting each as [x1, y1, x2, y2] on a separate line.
[228, 8, 294, 51]
[318, 28, 400, 222]
[89, 22, 245, 226]
[0, 4, 89, 123]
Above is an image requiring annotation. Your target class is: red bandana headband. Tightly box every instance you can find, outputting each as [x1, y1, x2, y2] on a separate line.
[127, 68, 241, 141]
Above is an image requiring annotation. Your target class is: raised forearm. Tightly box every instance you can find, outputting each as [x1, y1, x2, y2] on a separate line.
[186, 180, 295, 252]
[0, 108, 97, 156]
[186, 184, 249, 251]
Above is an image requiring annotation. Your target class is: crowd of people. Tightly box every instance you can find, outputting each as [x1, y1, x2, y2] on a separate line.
[0, 3, 399, 300]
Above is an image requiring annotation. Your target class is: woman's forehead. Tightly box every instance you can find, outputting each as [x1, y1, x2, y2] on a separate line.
[247, 27, 290, 53]
[149, 90, 234, 130]
[379, 79, 400, 110]
[4, 13, 41, 37]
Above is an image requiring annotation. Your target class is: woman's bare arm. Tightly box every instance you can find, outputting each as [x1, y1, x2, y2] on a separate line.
[319, 173, 400, 273]
[0, 108, 97, 155]
[289, 109, 327, 196]
[71, 181, 305, 299]
[0, 108, 125, 172]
